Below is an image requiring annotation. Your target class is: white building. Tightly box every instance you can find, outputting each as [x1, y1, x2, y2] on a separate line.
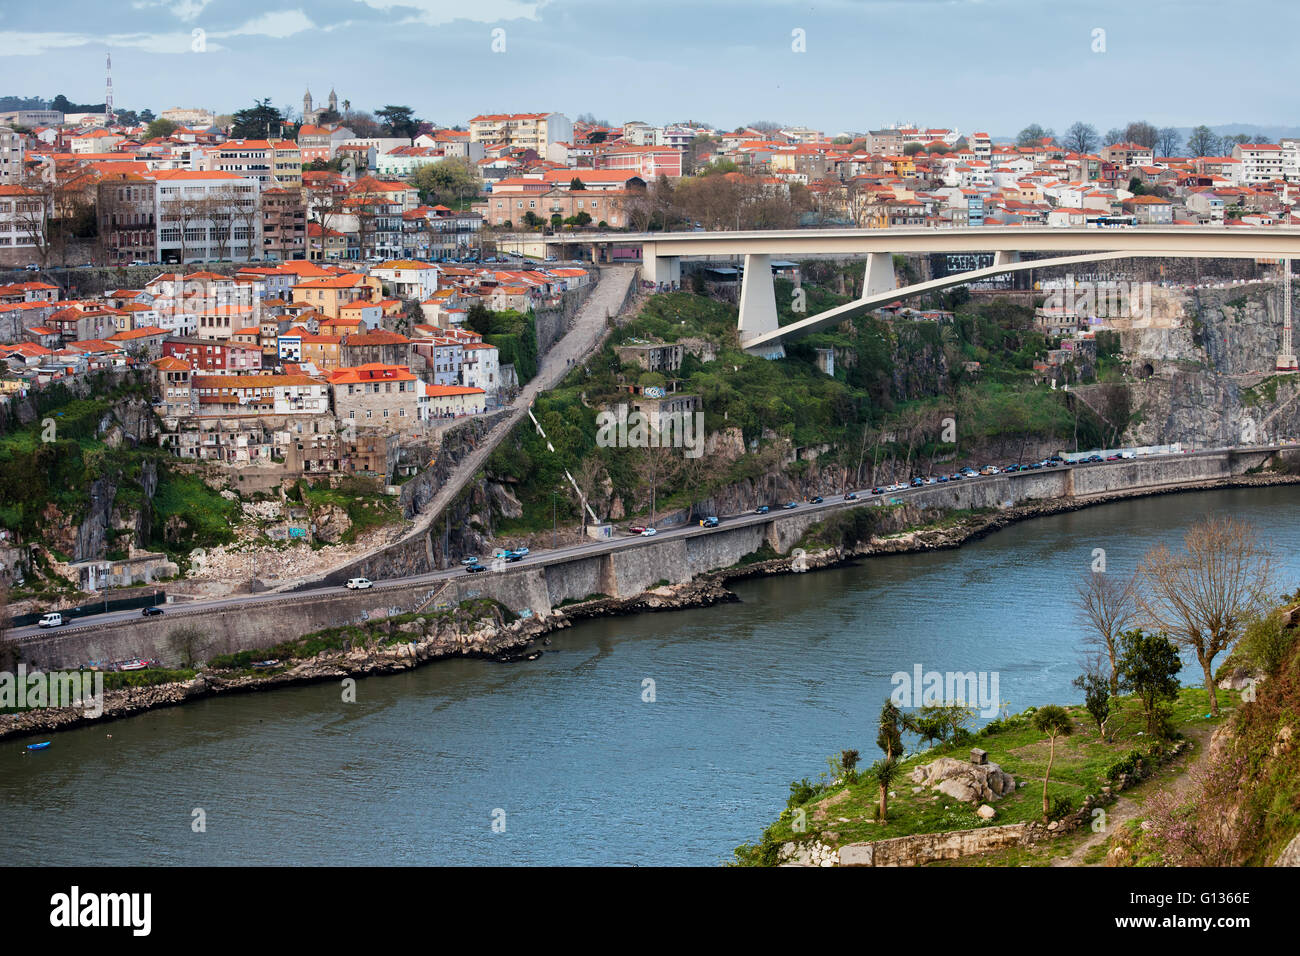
[0, 127, 26, 186]
[150, 170, 262, 264]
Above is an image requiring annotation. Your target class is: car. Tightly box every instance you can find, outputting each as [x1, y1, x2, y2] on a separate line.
[505, 553, 523, 562]
[24, 263, 40, 271]
[641, 527, 658, 536]
[346, 577, 372, 590]
[128, 259, 150, 267]
[699, 516, 720, 527]
[628, 525, 647, 534]
[872, 487, 885, 495]
[783, 501, 798, 510]
[911, 477, 924, 487]
[37, 612, 64, 628]
[1087, 454, 1103, 463]
[513, 547, 530, 556]
[466, 563, 486, 573]
[980, 465, 999, 476]
[1028, 461, 1043, 469]
[844, 492, 859, 501]
[755, 505, 770, 514]
[461, 556, 480, 565]
[141, 606, 164, 617]
[809, 496, 824, 504]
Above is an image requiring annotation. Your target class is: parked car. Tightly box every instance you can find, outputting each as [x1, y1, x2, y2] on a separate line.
[141, 606, 164, 617]
[23, 263, 40, 271]
[628, 525, 646, 534]
[755, 505, 770, 514]
[461, 556, 480, 565]
[1106, 454, 1122, 461]
[346, 577, 372, 590]
[699, 516, 720, 528]
[641, 527, 658, 536]
[38, 612, 64, 628]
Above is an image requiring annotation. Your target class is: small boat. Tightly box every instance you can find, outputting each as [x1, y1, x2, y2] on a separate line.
[26, 742, 51, 751]
[251, 660, 280, 670]
[118, 659, 149, 672]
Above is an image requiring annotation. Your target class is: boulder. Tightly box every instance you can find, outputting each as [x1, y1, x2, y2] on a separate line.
[910, 755, 1017, 804]
[977, 804, 997, 820]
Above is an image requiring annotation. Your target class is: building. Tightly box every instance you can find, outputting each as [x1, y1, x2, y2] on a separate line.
[162, 336, 262, 372]
[261, 188, 307, 261]
[1232, 143, 1285, 184]
[0, 184, 47, 257]
[420, 382, 486, 419]
[615, 341, 684, 372]
[369, 260, 439, 300]
[191, 372, 330, 416]
[328, 363, 420, 427]
[301, 88, 340, 127]
[211, 139, 303, 189]
[151, 170, 261, 264]
[292, 272, 381, 318]
[1121, 194, 1174, 224]
[459, 341, 499, 396]
[160, 108, 215, 127]
[0, 127, 25, 186]
[96, 172, 157, 265]
[467, 112, 573, 151]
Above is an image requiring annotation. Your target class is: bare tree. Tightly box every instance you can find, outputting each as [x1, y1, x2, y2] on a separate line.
[1138, 515, 1276, 716]
[1075, 570, 1137, 694]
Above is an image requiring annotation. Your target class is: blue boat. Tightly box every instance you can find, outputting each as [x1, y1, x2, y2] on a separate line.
[26, 742, 50, 751]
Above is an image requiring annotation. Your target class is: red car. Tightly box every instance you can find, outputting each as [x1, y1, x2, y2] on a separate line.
[628, 526, 646, 534]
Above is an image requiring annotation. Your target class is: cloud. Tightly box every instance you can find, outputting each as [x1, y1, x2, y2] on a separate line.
[217, 9, 316, 39]
[349, 0, 548, 26]
[130, 0, 213, 22]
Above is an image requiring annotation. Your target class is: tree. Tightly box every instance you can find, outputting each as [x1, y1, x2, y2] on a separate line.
[867, 757, 901, 822]
[1063, 122, 1098, 154]
[144, 118, 178, 140]
[1016, 123, 1052, 147]
[341, 110, 381, 138]
[569, 177, 586, 191]
[1072, 658, 1113, 738]
[1116, 628, 1182, 736]
[376, 105, 419, 140]
[1075, 569, 1137, 694]
[1122, 121, 1158, 149]
[1032, 705, 1073, 822]
[1186, 125, 1222, 157]
[409, 157, 479, 207]
[1155, 126, 1182, 156]
[1102, 128, 1124, 146]
[231, 99, 285, 138]
[1138, 515, 1275, 716]
[876, 698, 918, 760]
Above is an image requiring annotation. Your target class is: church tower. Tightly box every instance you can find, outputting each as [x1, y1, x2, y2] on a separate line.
[328, 88, 338, 114]
[303, 88, 314, 124]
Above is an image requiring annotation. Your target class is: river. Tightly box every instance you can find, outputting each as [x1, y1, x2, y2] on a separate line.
[4, 486, 1298, 866]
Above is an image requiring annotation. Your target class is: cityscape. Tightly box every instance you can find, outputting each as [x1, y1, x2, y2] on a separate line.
[1, 0, 1297, 928]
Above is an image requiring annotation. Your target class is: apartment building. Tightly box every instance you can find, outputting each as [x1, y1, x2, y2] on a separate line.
[151, 170, 261, 264]
[210, 139, 303, 188]
[261, 188, 307, 261]
[1232, 143, 1285, 184]
[467, 112, 573, 151]
[0, 127, 25, 186]
[96, 172, 157, 265]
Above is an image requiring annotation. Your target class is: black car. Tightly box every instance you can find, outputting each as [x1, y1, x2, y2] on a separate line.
[141, 606, 164, 617]
[505, 553, 523, 562]
[809, 496, 824, 504]
[844, 492, 858, 500]
[466, 564, 487, 573]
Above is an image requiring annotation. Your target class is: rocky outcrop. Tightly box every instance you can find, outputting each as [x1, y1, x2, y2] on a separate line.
[909, 756, 1017, 804]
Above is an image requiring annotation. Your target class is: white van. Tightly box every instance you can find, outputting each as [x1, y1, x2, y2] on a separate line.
[346, 578, 372, 590]
[38, 612, 64, 628]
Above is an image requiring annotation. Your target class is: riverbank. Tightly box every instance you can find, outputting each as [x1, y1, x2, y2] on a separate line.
[6, 467, 1299, 743]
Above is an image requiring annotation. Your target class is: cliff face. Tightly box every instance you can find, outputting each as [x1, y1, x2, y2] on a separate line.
[1123, 282, 1300, 446]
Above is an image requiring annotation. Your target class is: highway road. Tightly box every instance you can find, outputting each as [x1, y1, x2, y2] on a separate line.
[13, 444, 1280, 643]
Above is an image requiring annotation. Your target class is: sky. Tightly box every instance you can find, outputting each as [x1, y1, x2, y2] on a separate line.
[0, 0, 1296, 137]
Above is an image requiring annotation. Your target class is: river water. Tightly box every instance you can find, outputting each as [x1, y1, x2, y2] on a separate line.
[4, 486, 1299, 866]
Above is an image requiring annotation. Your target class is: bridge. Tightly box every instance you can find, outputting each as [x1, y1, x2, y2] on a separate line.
[552, 226, 1300, 363]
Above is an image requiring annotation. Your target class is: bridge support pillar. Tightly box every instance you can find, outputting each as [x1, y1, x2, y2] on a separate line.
[642, 244, 680, 288]
[739, 253, 785, 359]
[863, 252, 896, 298]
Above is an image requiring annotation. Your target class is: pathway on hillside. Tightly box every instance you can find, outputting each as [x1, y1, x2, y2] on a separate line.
[1050, 724, 1215, 867]
[272, 265, 636, 590]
